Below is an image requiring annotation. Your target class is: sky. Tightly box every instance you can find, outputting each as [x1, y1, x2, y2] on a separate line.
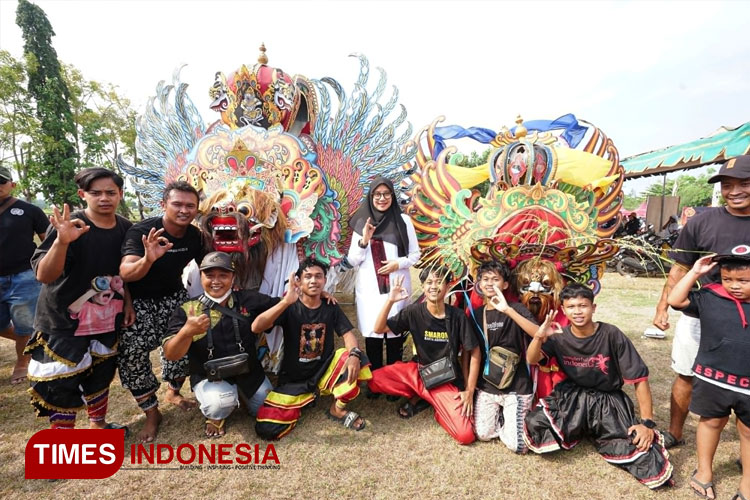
[1, 0, 749, 194]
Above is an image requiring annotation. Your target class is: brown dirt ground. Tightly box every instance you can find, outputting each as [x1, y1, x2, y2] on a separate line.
[0, 274, 743, 499]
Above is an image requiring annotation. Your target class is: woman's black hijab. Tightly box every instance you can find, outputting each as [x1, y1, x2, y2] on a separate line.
[349, 176, 409, 257]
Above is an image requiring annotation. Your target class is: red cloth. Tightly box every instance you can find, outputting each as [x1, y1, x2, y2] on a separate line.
[368, 361, 475, 445]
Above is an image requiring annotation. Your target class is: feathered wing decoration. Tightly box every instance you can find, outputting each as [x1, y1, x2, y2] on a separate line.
[118, 66, 206, 208]
[404, 115, 623, 293]
[311, 54, 416, 254]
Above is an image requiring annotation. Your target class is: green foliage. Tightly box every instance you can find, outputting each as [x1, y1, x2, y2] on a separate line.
[16, 0, 79, 207]
[448, 148, 492, 196]
[642, 170, 715, 209]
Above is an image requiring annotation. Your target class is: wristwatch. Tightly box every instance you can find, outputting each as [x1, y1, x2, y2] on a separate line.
[349, 347, 363, 359]
[641, 418, 656, 429]
[358, 239, 367, 249]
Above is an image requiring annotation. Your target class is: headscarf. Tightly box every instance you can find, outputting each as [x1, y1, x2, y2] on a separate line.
[349, 176, 409, 257]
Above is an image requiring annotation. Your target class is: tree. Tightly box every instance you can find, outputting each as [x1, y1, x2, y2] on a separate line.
[642, 170, 715, 209]
[0, 49, 41, 200]
[16, 0, 79, 207]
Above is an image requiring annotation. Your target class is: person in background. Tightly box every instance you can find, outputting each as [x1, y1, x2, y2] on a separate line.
[347, 176, 420, 399]
[0, 166, 48, 384]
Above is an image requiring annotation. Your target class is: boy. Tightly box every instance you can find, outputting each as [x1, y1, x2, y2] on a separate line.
[368, 266, 481, 445]
[524, 283, 673, 489]
[26, 167, 133, 430]
[668, 246, 750, 500]
[253, 257, 371, 439]
[471, 261, 538, 452]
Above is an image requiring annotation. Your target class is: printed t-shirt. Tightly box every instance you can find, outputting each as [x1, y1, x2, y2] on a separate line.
[0, 199, 49, 276]
[541, 322, 648, 392]
[387, 302, 478, 390]
[31, 211, 132, 336]
[475, 302, 537, 395]
[274, 300, 354, 383]
[121, 216, 203, 299]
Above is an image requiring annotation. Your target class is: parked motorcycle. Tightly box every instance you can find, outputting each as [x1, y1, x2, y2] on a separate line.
[611, 225, 676, 277]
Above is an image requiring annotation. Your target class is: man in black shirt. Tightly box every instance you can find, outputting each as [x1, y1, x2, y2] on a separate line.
[524, 284, 673, 489]
[0, 166, 48, 384]
[254, 258, 371, 439]
[652, 155, 750, 449]
[119, 181, 203, 442]
[624, 212, 641, 236]
[26, 167, 133, 430]
[368, 266, 481, 445]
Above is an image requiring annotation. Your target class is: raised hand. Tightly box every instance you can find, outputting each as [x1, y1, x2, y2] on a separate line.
[143, 227, 173, 262]
[489, 284, 509, 312]
[49, 204, 90, 244]
[283, 271, 300, 304]
[184, 313, 210, 336]
[361, 217, 376, 246]
[691, 255, 717, 277]
[534, 310, 562, 340]
[388, 274, 409, 302]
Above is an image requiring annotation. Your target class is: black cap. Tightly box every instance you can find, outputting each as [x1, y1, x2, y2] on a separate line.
[0, 166, 12, 182]
[199, 251, 235, 272]
[712, 244, 750, 263]
[707, 155, 750, 183]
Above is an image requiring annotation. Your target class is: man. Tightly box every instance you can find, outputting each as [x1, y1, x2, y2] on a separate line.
[27, 167, 133, 430]
[525, 284, 673, 489]
[624, 212, 641, 236]
[0, 166, 48, 384]
[368, 266, 481, 445]
[253, 257, 371, 439]
[119, 181, 203, 442]
[652, 155, 750, 448]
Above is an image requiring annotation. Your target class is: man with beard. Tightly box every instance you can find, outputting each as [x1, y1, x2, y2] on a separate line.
[652, 155, 750, 449]
[119, 181, 203, 442]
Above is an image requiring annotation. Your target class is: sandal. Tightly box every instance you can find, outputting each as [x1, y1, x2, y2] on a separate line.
[327, 410, 366, 431]
[104, 422, 131, 438]
[397, 399, 430, 419]
[689, 469, 716, 500]
[205, 419, 226, 438]
[662, 431, 685, 449]
[732, 492, 749, 500]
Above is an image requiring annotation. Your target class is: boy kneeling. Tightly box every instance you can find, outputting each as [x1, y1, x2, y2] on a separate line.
[524, 283, 673, 489]
[668, 247, 750, 500]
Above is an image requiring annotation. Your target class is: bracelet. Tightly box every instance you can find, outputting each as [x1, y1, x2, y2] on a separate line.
[349, 347, 363, 359]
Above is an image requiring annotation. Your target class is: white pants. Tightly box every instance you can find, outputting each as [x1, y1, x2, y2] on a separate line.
[670, 314, 701, 376]
[474, 389, 533, 453]
[194, 376, 273, 420]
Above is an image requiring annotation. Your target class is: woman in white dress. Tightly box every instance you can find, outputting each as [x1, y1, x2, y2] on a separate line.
[347, 177, 420, 394]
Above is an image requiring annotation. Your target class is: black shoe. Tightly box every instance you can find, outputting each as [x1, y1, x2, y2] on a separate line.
[662, 431, 685, 449]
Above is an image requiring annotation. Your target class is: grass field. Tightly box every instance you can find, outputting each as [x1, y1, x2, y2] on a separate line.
[0, 274, 744, 499]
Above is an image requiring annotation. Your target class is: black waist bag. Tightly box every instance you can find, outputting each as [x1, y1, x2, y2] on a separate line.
[418, 306, 456, 390]
[199, 295, 251, 382]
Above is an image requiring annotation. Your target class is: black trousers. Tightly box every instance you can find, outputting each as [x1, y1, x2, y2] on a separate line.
[365, 336, 405, 371]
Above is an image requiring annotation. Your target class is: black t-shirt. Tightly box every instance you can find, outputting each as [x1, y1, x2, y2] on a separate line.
[681, 287, 750, 389]
[475, 303, 537, 395]
[121, 217, 203, 299]
[387, 303, 478, 390]
[541, 322, 648, 392]
[670, 207, 750, 284]
[164, 291, 280, 396]
[31, 212, 132, 336]
[275, 300, 354, 383]
[0, 199, 49, 276]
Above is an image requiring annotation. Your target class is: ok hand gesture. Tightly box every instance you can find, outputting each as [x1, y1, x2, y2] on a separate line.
[388, 275, 409, 303]
[534, 310, 563, 340]
[489, 284, 509, 312]
[143, 227, 173, 263]
[283, 271, 300, 305]
[49, 204, 89, 244]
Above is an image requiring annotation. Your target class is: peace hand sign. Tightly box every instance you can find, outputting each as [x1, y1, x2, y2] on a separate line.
[49, 204, 90, 244]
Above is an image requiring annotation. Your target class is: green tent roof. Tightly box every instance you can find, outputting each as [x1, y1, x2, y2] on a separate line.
[621, 122, 750, 179]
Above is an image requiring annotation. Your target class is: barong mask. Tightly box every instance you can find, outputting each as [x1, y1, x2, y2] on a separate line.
[513, 259, 563, 322]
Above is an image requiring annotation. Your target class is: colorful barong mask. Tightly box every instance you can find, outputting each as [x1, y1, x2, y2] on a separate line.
[513, 259, 563, 322]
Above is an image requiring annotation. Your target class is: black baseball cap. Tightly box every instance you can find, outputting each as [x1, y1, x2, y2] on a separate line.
[199, 251, 235, 272]
[707, 155, 750, 183]
[712, 244, 750, 263]
[0, 166, 12, 182]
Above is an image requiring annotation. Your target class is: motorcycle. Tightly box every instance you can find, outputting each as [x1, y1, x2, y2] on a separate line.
[611, 225, 676, 277]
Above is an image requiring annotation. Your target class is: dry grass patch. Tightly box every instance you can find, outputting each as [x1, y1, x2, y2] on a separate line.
[0, 274, 743, 499]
